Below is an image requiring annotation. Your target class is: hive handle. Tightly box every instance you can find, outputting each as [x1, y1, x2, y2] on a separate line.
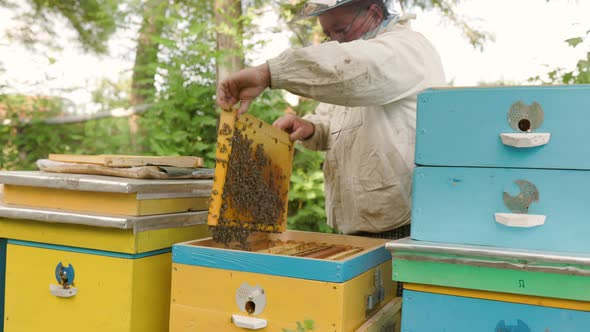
[499, 133, 551, 148]
[49, 284, 77, 298]
[231, 314, 267, 330]
[494, 213, 546, 228]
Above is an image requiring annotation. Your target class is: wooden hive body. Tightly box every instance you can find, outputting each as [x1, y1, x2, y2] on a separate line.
[0, 171, 212, 332]
[170, 231, 395, 332]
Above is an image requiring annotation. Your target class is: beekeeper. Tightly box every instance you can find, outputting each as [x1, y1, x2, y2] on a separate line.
[216, 0, 446, 239]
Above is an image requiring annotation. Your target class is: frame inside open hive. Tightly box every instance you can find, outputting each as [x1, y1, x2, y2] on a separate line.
[185, 231, 383, 262]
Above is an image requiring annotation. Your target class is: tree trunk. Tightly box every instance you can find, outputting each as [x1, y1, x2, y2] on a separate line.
[130, 0, 166, 152]
[131, 0, 166, 106]
[215, 0, 244, 83]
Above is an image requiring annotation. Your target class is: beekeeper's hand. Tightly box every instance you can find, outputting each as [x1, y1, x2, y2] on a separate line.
[216, 63, 270, 115]
[273, 114, 315, 141]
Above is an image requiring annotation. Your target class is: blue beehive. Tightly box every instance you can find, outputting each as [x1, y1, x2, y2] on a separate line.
[412, 85, 590, 252]
[387, 85, 590, 331]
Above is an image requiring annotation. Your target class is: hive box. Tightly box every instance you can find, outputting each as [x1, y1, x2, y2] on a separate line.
[401, 289, 590, 332]
[169, 231, 394, 332]
[0, 171, 211, 216]
[411, 166, 590, 253]
[387, 238, 590, 302]
[415, 85, 590, 169]
[0, 205, 210, 332]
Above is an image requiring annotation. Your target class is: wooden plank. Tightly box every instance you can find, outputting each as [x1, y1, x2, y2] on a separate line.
[48, 154, 203, 168]
[301, 246, 346, 259]
[272, 230, 388, 252]
[38, 159, 212, 179]
[325, 248, 364, 261]
[355, 297, 402, 332]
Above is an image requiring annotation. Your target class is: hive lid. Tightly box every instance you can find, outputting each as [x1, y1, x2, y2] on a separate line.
[0, 171, 212, 195]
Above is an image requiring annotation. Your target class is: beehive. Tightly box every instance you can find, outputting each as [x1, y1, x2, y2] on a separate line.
[170, 231, 395, 332]
[0, 171, 212, 332]
[387, 85, 590, 331]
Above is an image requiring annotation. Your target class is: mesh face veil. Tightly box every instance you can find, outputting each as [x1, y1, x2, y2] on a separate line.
[299, 0, 396, 18]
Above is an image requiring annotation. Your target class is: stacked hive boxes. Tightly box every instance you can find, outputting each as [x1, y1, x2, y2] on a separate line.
[0, 171, 212, 332]
[387, 85, 590, 330]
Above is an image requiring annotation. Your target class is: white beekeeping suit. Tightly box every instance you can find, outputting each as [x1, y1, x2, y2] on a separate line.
[267, 0, 446, 234]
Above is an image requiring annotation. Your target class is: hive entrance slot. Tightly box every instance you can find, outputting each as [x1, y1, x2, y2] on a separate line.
[518, 118, 531, 132]
[245, 301, 256, 315]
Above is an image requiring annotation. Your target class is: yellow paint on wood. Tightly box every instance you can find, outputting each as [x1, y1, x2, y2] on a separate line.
[355, 298, 402, 332]
[5, 244, 136, 331]
[208, 109, 236, 227]
[208, 110, 294, 232]
[3, 184, 208, 216]
[169, 261, 393, 332]
[135, 224, 210, 253]
[130, 252, 174, 332]
[0, 217, 209, 254]
[405, 283, 590, 312]
[4, 243, 174, 332]
[0, 217, 135, 252]
[48, 154, 203, 168]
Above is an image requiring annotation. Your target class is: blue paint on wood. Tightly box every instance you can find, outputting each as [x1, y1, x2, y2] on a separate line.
[415, 85, 590, 169]
[54, 262, 75, 286]
[412, 166, 590, 253]
[172, 243, 391, 283]
[496, 319, 531, 332]
[0, 238, 6, 332]
[402, 290, 590, 331]
[7, 239, 170, 259]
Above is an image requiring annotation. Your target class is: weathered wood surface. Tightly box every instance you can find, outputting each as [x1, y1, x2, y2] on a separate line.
[48, 154, 203, 168]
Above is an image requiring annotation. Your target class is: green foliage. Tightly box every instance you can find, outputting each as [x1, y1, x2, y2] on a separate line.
[134, 0, 218, 166]
[530, 30, 590, 84]
[91, 78, 132, 112]
[0, 94, 135, 169]
[283, 318, 315, 332]
[2, 0, 121, 54]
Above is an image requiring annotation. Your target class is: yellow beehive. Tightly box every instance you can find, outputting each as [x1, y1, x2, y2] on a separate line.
[0, 206, 210, 332]
[169, 231, 395, 332]
[0, 171, 213, 332]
